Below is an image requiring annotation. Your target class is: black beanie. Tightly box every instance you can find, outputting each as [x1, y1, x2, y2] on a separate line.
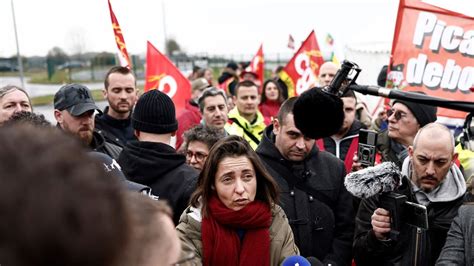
[393, 91, 437, 127]
[132, 90, 178, 134]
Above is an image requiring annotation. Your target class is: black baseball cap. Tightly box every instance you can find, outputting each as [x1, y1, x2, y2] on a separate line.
[54, 84, 99, 116]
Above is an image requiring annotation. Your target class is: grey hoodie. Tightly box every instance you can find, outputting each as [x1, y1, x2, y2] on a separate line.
[401, 157, 466, 206]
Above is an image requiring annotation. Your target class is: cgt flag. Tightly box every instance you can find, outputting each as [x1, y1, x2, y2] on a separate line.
[388, 0, 474, 120]
[107, 0, 132, 68]
[145, 41, 191, 113]
[279, 30, 324, 97]
[244, 44, 264, 88]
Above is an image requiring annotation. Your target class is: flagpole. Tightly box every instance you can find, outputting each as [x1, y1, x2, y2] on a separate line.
[161, 0, 168, 56]
[10, 0, 26, 91]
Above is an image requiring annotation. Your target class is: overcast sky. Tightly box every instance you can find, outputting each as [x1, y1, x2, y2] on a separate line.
[1, 0, 404, 59]
[1, 0, 471, 59]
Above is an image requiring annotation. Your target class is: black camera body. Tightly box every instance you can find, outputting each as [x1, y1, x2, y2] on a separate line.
[379, 192, 429, 241]
[358, 129, 378, 167]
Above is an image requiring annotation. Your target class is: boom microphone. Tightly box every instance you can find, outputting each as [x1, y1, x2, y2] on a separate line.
[344, 162, 402, 199]
[293, 87, 344, 139]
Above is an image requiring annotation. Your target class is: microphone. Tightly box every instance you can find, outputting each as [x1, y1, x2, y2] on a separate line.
[293, 87, 344, 139]
[282, 255, 311, 266]
[293, 60, 360, 139]
[344, 162, 402, 199]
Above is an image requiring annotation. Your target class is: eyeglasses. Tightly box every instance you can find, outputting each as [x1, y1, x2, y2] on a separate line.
[387, 109, 408, 121]
[185, 151, 208, 162]
[170, 252, 196, 265]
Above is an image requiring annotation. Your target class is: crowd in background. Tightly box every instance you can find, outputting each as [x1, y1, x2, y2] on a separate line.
[0, 59, 473, 266]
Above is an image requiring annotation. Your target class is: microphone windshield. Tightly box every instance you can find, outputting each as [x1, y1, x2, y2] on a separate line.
[345, 162, 402, 199]
[282, 255, 311, 266]
[293, 87, 344, 139]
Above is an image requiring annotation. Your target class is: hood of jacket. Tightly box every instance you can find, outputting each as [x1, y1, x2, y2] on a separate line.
[118, 140, 187, 185]
[401, 156, 466, 204]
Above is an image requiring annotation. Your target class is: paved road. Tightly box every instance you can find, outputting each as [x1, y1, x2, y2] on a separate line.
[0, 76, 145, 97]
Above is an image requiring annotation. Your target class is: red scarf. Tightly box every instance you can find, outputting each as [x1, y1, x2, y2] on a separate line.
[202, 195, 272, 266]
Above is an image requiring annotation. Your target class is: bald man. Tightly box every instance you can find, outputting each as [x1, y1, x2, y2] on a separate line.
[354, 123, 467, 265]
[318, 61, 340, 87]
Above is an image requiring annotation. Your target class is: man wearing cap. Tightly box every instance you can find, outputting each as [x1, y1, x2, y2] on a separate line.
[118, 89, 198, 225]
[95, 66, 138, 147]
[54, 84, 122, 159]
[175, 77, 210, 150]
[375, 91, 438, 168]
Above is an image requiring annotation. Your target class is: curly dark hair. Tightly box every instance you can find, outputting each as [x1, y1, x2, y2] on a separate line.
[4, 111, 51, 127]
[184, 124, 225, 151]
[0, 125, 129, 266]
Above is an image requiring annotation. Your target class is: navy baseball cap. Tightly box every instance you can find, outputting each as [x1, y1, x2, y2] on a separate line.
[54, 84, 99, 116]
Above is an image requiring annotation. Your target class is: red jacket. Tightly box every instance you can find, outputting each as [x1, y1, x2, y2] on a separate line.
[176, 100, 201, 150]
[259, 100, 281, 125]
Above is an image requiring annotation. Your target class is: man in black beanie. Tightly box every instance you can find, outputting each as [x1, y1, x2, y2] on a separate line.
[118, 89, 198, 225]
[373, 91, 438, 168]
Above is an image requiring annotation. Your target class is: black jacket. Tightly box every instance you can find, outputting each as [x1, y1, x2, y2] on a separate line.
[256, 126, 355, 266]
[95, 107, 136, 147]
[353, 177, 466, 266]
[321, 120, 365, 161]
[118, 141, 198, 224]
[89, 131, 122, 160]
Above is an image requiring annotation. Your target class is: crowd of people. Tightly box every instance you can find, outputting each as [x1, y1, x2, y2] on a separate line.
[0, 60, 473, 266]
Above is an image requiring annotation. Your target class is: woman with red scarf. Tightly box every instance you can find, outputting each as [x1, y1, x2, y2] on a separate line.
[177, 135, 299, 265]
[259, 80, 284, 125]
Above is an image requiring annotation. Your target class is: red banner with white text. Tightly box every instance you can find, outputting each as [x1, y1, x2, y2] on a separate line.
[388, 0, 474, 119]
[278, 30, 324, 97]
[145, 41, 191, 113]
[108, 0, 132, 68]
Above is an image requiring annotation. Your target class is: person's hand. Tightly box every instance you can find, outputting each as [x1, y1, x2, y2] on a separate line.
[371, 208, 391, 240]
[351, 152, 363, 172]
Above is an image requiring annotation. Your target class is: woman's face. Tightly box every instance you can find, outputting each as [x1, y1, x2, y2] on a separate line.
[264, 82, 279, 101]
[214, 156, 257, 211]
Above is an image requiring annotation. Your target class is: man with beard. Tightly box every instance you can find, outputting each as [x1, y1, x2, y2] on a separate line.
[95, 66, 138, 147]
[54, 84, 122, 159]
[354, 123, 467, 266]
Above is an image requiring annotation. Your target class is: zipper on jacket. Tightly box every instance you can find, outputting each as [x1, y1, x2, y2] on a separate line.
[413, 227, 422, 266]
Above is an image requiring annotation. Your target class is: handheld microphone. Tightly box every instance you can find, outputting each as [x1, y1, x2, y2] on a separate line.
[282, 255, 311, 266]
[344, 162, 402, 199]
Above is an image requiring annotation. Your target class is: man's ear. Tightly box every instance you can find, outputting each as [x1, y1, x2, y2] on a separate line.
[134, 130, 140, 138]
[273, 118, 281, 135]
[102, 89, 108, 100]
[408, 145, 414, 157]
[451, 152, 459, 166]
[54, 110, 63, 124]
[171, 131, 176, 137]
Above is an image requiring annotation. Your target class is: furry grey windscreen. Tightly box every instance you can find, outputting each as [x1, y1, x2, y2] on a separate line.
[344, 162, 402, 199]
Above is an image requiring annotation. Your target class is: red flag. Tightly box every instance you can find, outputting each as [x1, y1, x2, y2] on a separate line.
[108, 0, 132, 68]
[244, 44, 264, 87]
[145, 41, 191, 113]
[388, 0, 474, 120]
[288, 34, 295, 50]
[279, 30, 324, 97]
